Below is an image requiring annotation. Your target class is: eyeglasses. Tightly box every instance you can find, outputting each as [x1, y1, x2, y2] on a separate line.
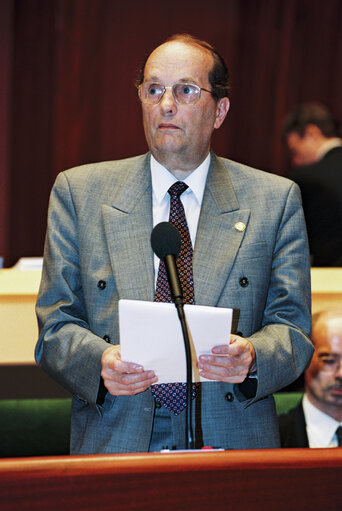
[318, 354, 342, 374]
[138, 82, 212, 105]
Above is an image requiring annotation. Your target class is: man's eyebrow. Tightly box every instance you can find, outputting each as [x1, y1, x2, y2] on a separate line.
[317, 351, 337, 357]
[177, 77, 198, 83]
[144, 77, 199, 84]
[144, 76, 161, 82]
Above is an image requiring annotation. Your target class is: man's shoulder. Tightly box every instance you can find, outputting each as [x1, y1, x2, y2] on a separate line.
[290, 145, 342, 182]
[278, 399, 308, 448]
[214, 154, 296, 191]
[61, 153, 149, 181]
[322, 145, 342, 165]
[278, 400, 304, 427]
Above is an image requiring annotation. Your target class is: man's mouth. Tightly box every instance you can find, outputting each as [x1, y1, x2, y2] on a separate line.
[329, 384, 342, 395]
[158, 123, 180, 130]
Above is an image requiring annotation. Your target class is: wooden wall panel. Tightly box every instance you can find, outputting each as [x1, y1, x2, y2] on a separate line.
[0, 0, 13, 262]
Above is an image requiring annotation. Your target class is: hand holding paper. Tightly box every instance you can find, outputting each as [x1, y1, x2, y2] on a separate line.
[119, 300, 233, 384]
[198, 335, 256, 383]
[101, 343, 158, 396]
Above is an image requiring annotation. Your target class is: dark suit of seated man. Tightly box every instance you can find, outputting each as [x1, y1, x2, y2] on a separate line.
[279, 309, 342, 448]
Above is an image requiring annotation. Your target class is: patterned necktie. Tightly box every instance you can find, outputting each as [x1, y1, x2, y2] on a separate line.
[151, 181, 197, 415]
[336, 425, 342, 447]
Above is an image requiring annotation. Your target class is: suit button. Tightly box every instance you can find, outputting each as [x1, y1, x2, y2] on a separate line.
[239, 277, 249, 287]
[97, 280, 106, 290]
[225, 392, 234, 402]
[103, 335, 111, 343]
[155, 401, 162, 409]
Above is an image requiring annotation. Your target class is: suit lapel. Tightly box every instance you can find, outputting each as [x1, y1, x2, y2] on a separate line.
[102, 155, 155, 302]
[101, 153, 250, 306]
[193, 153, 250, 305]
[294, 401, 309, 447]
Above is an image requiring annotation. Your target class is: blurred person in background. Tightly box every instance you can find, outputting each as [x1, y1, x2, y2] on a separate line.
[283, 102, 342, 266]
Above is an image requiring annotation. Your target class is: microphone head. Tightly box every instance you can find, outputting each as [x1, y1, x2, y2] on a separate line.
[151, 222, 181, 259]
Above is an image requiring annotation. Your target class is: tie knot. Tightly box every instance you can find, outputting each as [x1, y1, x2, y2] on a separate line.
[168, 181, 188, 198]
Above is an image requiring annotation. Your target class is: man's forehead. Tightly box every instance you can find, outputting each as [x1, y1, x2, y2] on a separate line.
[149, 40, 211, 58]
[145, 41, 213, 76]
[313, 315, 342, 350]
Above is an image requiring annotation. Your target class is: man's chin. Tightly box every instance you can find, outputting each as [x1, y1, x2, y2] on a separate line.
[153, 141, 185, 160]
[330, 389, 342, 399]
[325, 387, 342, 404]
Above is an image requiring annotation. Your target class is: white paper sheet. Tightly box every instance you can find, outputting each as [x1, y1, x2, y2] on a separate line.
[119, 299, 232, 384]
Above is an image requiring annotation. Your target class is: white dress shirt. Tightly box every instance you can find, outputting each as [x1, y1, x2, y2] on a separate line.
[150, 153, 258, 379]
[303, 394, 342, 448]
[150, 153, 210, 280]
[316, 137, 342, 160]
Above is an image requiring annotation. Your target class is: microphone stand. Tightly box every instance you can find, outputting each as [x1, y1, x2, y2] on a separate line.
[176, 303, 194, 450]
[164, 254, 194, 450]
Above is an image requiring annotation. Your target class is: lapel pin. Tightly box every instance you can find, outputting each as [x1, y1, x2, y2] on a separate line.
[234, 222, 246, 232]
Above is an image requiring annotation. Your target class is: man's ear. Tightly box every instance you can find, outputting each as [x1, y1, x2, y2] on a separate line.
[214, 97, 230, 129]
[304, 123, 323, 140]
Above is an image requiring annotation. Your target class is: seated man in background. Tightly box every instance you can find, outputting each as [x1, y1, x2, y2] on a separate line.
[278, 309, 342, 448]
[283, 102, 342, 267]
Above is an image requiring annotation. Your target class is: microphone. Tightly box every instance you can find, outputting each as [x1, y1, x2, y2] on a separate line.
[151, 222, 183, 308]
[151, 221, 195, 449]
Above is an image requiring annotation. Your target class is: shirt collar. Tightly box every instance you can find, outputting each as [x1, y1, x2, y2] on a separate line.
[303, 394, 341, 447]
[316, 137, 342, 160]
[150, 153, 211, 206]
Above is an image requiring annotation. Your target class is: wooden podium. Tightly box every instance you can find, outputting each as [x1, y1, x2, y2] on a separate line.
[1, 449, 342, 510]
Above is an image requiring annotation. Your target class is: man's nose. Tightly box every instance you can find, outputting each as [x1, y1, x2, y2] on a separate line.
[159, 88, 177, 114]
[335, 359, 342, 379]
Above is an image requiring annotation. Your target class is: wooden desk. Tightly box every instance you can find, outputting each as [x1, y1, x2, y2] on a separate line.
[0, 269, 41, 364]
[1, 267, 342, 364]
[311, 267, 342, 313]
[0, 449, 341, 510]
[0, 269, 70, 398]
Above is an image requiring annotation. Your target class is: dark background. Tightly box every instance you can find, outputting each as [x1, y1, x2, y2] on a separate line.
[1, 0, 342, 267]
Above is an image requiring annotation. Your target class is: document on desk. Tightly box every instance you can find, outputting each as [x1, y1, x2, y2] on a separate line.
[119, 299, 233, 384]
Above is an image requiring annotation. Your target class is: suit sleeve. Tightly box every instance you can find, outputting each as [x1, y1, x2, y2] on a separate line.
[35, 172, 110, 409]
[236, 182, 314, 401]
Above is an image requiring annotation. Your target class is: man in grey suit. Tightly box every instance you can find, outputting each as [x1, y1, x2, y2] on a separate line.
[35, 34, 314, 454]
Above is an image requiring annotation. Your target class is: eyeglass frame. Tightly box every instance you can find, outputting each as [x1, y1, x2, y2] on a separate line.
[138, 81, 213, 105]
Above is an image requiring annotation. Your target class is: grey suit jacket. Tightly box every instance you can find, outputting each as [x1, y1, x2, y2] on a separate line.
[35, 152, 314, 453]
